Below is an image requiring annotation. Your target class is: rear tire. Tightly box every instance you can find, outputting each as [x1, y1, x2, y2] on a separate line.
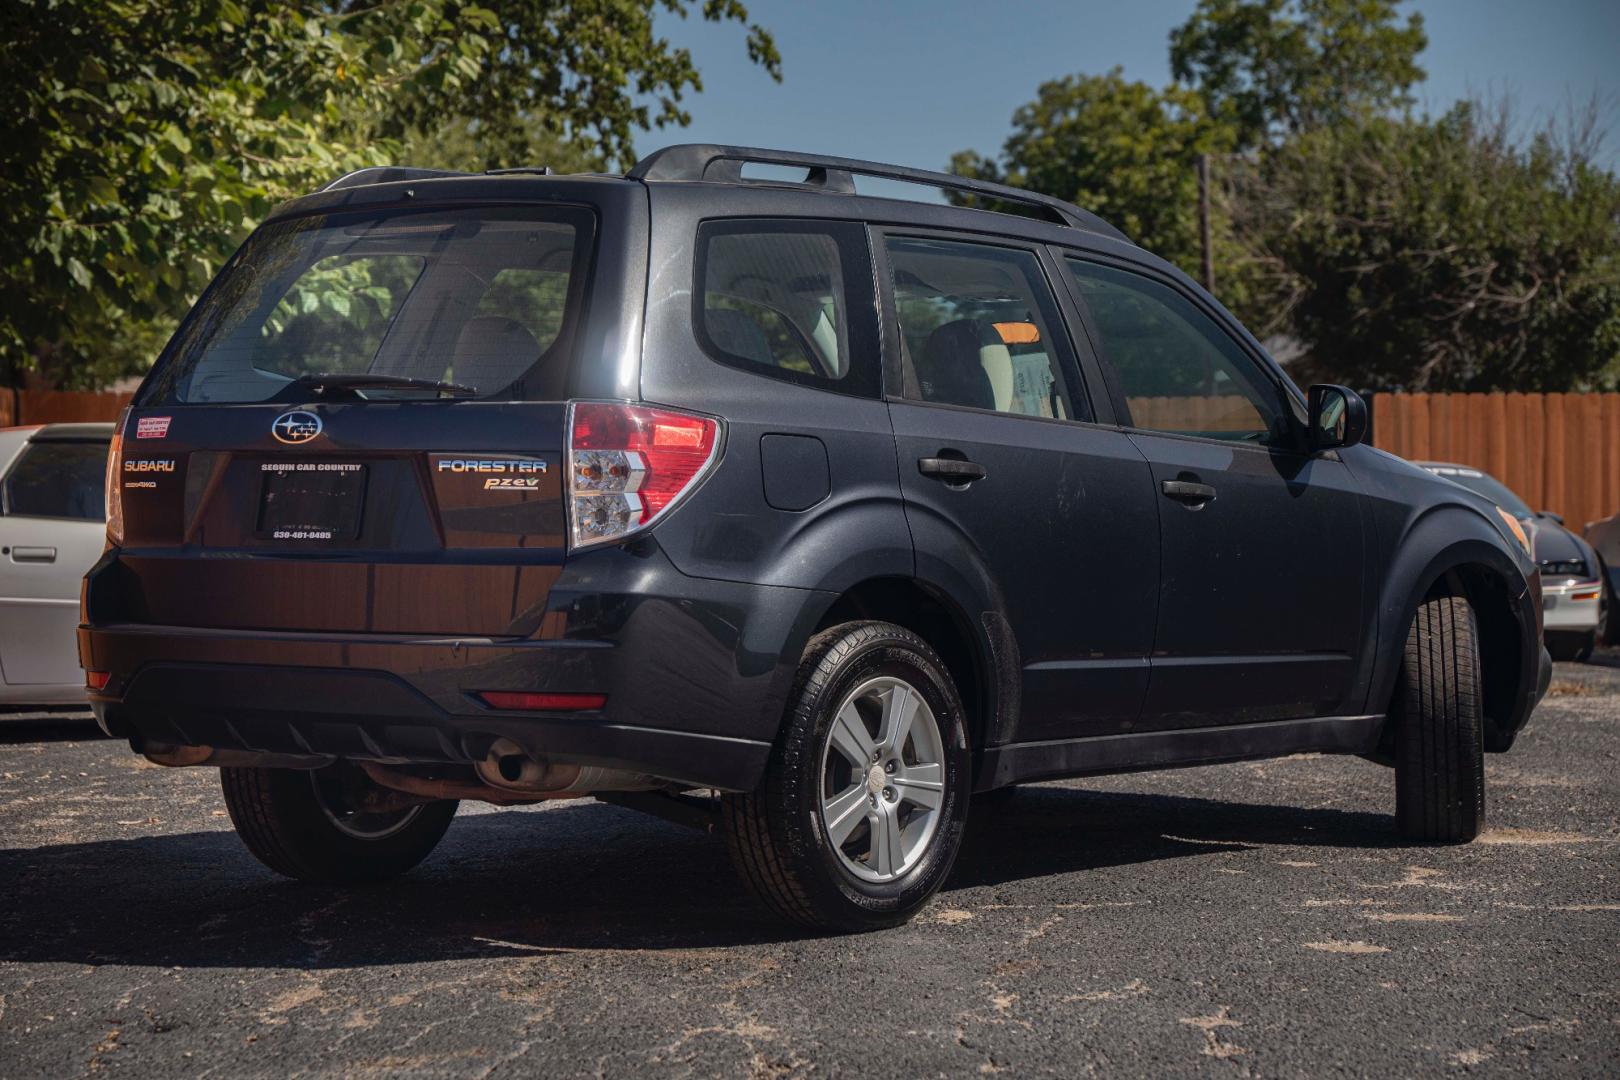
[1394, 594, 1485, 842]
[221, 764, 457, 883]
[723, 621, 970, 932]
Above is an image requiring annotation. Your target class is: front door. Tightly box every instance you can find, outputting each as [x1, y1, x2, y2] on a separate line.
[0, 435, 111, 689]
[879, 233, 1160, 744]
[1061, 256, 1367, 729]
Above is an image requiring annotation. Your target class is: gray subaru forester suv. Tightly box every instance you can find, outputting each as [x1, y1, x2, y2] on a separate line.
[82, 145, 1550, 931]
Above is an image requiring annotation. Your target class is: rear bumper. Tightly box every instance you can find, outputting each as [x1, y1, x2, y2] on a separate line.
[79, 544, 829, 791]
[1541, 580, 1603, 632]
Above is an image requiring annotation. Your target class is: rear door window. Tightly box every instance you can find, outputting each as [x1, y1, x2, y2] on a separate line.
[145, 205, 595, 404]
[694, 220, 880, 396]
[885, 236, 1084, 421]
[3, 441, 107, 520]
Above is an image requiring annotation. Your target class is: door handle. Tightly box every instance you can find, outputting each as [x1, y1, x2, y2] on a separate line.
[12, 546, 58, 563]
[1161, 479, 1216, 507]
[918, 457, 987, 483]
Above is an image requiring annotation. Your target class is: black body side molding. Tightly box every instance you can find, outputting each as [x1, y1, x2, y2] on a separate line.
[976, 714, 1386, 791]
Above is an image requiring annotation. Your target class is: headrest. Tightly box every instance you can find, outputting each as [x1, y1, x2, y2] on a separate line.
[705, 307, 775, 366]
[451, 316, 541, 393]
[916, 319, 998, 411]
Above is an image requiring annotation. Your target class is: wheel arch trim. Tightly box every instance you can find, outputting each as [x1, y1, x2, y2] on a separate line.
[1367, 507, 1542, 748]
[778, 572, 1013, 758]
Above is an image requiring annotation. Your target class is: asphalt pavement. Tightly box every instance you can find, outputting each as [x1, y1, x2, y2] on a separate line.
[2, 657, 1617, 1077]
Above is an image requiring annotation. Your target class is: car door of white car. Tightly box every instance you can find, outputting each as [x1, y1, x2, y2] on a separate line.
[0, 432, 110, 694]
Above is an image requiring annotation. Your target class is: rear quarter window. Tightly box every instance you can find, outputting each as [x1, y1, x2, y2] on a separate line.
[694, 220, 880, 397]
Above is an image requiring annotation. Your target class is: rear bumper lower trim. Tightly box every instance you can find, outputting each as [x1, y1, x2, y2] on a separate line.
[90, 658, 769, 791]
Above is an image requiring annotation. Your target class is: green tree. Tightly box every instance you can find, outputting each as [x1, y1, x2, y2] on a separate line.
[380, 0, 780, 173]
[949, 70, 1232, 274]
[1227, 102, 1620, 390]
[1169, 0, 1426, 149]
[0, 0, 777, 389]
[951, 0, 1620, 392]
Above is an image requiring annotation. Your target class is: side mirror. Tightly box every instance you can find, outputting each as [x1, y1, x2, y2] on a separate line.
[1307, 384, 1367, 451]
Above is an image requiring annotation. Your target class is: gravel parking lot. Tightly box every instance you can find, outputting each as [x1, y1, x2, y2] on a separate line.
[2, 657, 1617, 1077]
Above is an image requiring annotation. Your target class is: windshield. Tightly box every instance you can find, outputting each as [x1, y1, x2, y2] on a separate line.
[143, 204, 595, 404]
[1423, 465, 1535, 518]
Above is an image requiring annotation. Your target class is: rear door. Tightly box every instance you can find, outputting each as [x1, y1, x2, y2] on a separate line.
[0, 433, 109, 686]
[111, 198, 624, 636]
[878, 231, 1160, 743]
[1060, 256, 1367, 728]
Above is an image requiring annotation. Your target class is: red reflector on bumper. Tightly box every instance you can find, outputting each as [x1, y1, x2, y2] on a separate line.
[477, 691, 607, 711]
[86, 671, 110, 690]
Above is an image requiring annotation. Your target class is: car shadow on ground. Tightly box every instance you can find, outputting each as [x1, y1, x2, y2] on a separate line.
[1577, 646, 1620, 671]
[0, 713, 104, 745]
[0, 785, 1402, 968]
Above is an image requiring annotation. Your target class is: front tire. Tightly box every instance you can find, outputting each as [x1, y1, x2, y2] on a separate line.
[1394, 594, 1486, 842]
[723, 621, 970, 932]
[221, 764, 457, 883]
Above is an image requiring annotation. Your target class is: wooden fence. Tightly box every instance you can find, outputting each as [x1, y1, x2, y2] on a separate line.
[1369, 392, 1620, 533]
[0, 389, 133, 427]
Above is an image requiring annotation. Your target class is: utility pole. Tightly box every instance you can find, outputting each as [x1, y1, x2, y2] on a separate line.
[1197, 152, 1215, 296]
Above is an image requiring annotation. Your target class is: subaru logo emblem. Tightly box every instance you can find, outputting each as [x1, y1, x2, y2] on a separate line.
[271, 410, 323, 445]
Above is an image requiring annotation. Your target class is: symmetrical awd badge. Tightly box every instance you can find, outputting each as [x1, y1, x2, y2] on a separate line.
[272, 410, 323, 445]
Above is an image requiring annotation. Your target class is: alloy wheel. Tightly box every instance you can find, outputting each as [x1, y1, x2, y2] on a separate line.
[310, 769, 423, 841]
[818, 675, 946, 883]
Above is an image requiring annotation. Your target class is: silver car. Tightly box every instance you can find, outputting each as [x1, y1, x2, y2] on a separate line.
[1418, 461, 1609, 662]
[0, 423, 113, 703]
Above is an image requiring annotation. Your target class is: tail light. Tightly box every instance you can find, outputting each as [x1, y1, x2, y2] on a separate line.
[567, 401, 720, 549]
[104, 408, 128, 544]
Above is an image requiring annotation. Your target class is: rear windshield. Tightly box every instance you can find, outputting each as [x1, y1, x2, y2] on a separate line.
[143, 205, 595, 404]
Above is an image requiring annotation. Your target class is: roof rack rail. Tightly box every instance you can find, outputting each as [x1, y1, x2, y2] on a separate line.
[627, 144, 1127, 241]
[322, 166, 475, 191]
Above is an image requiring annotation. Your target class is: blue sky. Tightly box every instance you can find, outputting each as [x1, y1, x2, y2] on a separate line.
[649, 0, 1620, 172]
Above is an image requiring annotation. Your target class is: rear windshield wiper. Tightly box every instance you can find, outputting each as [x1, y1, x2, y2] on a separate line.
[291, 373, 480, 398]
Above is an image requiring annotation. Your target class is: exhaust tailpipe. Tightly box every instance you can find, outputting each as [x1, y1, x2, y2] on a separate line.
[475, 738, 660, 795]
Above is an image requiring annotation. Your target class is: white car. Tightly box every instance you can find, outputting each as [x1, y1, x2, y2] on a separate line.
[0, 423, 113, 703]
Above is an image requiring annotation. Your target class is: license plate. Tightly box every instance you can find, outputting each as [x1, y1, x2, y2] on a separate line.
[257, 463, 367, 541]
